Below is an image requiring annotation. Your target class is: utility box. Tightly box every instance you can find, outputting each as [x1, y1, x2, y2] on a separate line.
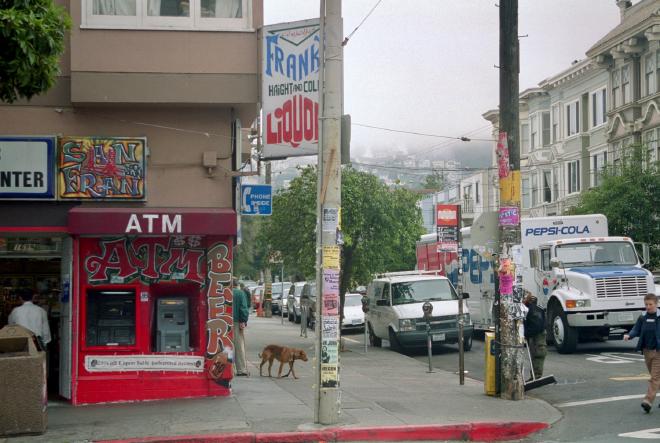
[0, 325, 47, 436]
[156, 298, 190, 352]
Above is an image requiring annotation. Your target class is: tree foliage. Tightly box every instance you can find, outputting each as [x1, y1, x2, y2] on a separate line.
[260, 166, 425, 301]
[234, 217, 268, 281]
[0, 0, 71, 103]
[421, 171, 444, 191]
[570, 145, 660, 268]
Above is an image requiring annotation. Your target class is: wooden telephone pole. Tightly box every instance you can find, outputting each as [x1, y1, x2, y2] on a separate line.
[498, 0, 524, 400]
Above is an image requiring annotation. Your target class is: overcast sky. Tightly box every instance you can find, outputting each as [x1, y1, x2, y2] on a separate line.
[264, 0, 622, 160]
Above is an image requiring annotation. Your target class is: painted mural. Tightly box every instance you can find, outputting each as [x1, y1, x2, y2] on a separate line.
[205, 242, 233, 386]
[84, 237, 205, 285]
[58, 137, 146, 199]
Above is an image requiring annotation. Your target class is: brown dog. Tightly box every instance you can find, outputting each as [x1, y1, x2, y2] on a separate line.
[259, 344, 308, 379]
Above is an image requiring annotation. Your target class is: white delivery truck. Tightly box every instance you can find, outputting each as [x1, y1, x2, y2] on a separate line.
[454, 213, 656, 354]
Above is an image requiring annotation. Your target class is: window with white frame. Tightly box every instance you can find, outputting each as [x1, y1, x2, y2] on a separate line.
[521, 122, 530, 154]
[551, 104, 560, 143]
[591, 150, 608, 187]
[475, 181, 480, 204]
[646, 53, 657, 96]
[622, 64, 631, 104]
[591, 88, 606, 128]
[530, 114, 539, 150]
[566, 101, 580, 137]
[567, 160, 580, 194]
[643, 129, 659, 165]
[542, 111, 551, 146]
[83, 0, 250, 30]
[552, 166, 560, 201]
[542, 170, 552, 203]
[522, 177, 530, 209]
[531, 172, 539, 206]
[612, 69, 621, 109]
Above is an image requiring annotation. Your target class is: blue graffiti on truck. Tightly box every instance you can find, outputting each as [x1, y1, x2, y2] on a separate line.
[445, 249, 494, 287]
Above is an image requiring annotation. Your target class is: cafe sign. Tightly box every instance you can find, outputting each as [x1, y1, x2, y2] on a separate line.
[0, 137, 56, 199]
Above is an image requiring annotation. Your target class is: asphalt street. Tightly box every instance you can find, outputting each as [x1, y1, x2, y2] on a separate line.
[397, 332, 660, 442]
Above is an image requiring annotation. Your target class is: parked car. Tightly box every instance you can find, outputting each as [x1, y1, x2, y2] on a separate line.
[250, 286, 264, 312]
[365, 271, 473, 353]
[301, 282, 317, 329]
[342, 293, 365, 331]
[271, 282, 292, 315]
[287, 282, 306, 323]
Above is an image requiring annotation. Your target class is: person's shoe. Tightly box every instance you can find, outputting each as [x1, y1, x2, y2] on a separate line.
[642, 401, 652, 413]
[236, 372, 249, 377]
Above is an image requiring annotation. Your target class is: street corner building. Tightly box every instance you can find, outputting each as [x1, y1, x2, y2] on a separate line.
[0, 0, 263, 405]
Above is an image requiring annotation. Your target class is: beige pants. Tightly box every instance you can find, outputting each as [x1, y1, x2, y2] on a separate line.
[643, 349, 660, 404]
[233, 327, 248, 375]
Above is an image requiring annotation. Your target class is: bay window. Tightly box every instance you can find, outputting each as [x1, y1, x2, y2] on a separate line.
[566, 100, 579, 137]
[567, 160, 581, 194]
[591, 88, 606, 128]
[84, 0, 249, 30]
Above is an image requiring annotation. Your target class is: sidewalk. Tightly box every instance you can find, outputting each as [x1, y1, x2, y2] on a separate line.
[4, 316, 561, 443]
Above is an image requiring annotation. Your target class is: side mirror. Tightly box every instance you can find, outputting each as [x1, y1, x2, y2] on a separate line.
[550, 258, 563, 269]
[462, 292, 470, 299]
[635, 242, 650, 266]
[376, 299, 389, 307]
[361, 296, 370, 313]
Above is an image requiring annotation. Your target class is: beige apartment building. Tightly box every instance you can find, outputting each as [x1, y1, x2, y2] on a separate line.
[0, 0, 262, 404]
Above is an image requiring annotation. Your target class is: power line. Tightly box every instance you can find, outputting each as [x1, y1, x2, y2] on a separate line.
[342, 0, 384, 46]
[353, 122, 493, 142]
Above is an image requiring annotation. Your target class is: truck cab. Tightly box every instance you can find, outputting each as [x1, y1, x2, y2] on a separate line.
[529, 236, 655, 353]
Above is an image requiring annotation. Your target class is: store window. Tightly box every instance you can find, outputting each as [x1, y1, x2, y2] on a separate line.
[86, 289, 136, 347]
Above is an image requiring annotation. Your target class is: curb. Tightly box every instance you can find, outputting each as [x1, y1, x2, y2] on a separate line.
[97, 422, 549, 443]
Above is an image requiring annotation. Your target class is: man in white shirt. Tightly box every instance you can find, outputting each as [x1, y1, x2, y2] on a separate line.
[8, 289, 51, 348]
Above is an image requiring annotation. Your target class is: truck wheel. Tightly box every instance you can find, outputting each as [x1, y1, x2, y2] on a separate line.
[551, 308, 577, 354]
[369, 323, 382, 347]
[389, 328, 403, 352]
[463, 334, 473, 352]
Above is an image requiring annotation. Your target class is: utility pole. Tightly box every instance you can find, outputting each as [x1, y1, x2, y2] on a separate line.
[498, 0, 524, 400]
[263, 162, 272, 318]
[314, 0, 342, 425]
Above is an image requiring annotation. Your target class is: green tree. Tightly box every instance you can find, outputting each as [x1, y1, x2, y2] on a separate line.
[233, 217, 268, 281]
[261, 166, 425, 314]
[0, 0, 71, 103]
[570, 145, 660, 268]
[421, 171, 444, 191]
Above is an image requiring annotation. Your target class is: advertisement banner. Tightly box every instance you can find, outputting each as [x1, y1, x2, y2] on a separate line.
[58, 137, 146, 200]
[84, 355, 204, 372]
[262, 19, 320, 159]
[498, 206, 520, 226]
[0, 137, 55, 199]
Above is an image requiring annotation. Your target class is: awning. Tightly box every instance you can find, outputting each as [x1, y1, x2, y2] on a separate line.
[68, 207, 237, 236]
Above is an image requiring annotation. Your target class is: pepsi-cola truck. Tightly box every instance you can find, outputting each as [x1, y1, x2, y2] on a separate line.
[420, 213, 656, 354]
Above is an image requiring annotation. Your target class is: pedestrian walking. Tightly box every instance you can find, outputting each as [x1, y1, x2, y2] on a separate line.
[8, 288, 51, 349]
[232, 279, 250, 376]
[624, 293, 660, 413]
[523, 293, 547, 379]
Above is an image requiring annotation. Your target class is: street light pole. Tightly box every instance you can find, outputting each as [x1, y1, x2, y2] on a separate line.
[314, 0, 342, 425]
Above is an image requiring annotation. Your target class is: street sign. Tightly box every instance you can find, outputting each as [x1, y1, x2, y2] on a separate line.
[241, 184, 272, 216]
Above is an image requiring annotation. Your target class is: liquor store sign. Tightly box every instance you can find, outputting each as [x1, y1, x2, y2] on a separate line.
[0, 137, 56, 199]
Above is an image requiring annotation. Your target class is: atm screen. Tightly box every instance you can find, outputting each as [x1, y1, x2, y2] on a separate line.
[86, 290, 136, 346]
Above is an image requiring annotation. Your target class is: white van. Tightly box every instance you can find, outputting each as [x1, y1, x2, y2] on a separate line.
[365, 271, 473, 352]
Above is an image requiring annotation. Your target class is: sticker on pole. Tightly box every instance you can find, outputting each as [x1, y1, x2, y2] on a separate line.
[241, 184, 272, 216]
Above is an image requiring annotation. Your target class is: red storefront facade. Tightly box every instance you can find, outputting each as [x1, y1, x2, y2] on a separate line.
[68, 208, 236, 405]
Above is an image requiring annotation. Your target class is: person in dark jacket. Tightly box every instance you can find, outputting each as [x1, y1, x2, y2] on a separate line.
[232, 278, 250, 376]
[625, 293, 660, 413]
[523, 293, 547, 379]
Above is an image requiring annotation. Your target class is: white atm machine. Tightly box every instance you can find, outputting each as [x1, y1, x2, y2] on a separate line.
[156, 298, 190, 352]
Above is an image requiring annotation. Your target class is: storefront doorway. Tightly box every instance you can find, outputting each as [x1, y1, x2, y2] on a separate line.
[0, 236, 71, 398]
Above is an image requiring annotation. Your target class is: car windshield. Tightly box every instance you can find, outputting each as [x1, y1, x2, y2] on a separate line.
[345, 295, 362, 307]
[391, 279, 457, 305]
[272, 283, 291, 296]
[556, 241, 638, 267]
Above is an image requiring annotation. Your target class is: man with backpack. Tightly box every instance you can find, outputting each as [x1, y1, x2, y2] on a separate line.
[524, 292, 547, 379]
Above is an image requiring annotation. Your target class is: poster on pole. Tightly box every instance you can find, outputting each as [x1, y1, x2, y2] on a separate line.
[262, 19, 320, 159]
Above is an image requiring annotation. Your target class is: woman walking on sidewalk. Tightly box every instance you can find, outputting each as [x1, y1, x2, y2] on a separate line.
[624, 293, 660, 413]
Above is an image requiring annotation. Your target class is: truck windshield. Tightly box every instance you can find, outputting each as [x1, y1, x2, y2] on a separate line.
[555, 241, 638, 267]
[391, 279, 457, 305]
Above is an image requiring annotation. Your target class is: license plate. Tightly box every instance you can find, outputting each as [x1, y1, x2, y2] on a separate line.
[432, 333, 446, 342]
[619, 313, 634, 322]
